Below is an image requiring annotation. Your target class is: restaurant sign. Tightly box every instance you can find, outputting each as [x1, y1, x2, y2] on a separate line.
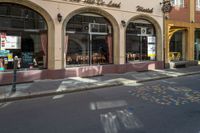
[136, 6, 153, 13]
[62, 0, 121, 8]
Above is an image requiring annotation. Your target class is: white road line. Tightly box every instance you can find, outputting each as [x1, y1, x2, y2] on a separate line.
[52, 95, 65, 99]
[0, 102, 12, 109]
[90, 100, 127, 110]
[68, 77, 98, 83]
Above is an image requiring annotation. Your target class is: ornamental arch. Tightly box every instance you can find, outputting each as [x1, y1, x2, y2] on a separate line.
[125, 15, 162, 62]
[62, 7, 119, 67]
[0, 0, 54, 70]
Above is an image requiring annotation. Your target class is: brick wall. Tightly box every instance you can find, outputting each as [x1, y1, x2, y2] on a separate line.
[169, 0, 190, 22]
[195, 0, 200, 22]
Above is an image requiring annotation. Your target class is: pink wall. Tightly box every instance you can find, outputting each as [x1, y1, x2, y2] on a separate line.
[0, 61, 164, 85]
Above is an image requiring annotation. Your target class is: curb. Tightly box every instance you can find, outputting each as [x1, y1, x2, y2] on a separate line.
[0, 81, 123, 103]
[175, 71, 200, 77]
[0, 71, 200, 103]
[136, 76, 172, 83]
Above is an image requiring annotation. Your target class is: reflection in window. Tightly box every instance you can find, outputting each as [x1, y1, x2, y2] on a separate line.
[65, 13, 113, 67]
[0, 4, 47, 71]
[126, 20, 156, 62]
[194, 29, 200, 61]
[197, 0, 200, 10]
[171, 0, 184, 7]
[169, 31, 183, 61]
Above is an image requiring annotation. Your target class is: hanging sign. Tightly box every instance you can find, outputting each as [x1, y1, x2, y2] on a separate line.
[161, 1, 172, 13]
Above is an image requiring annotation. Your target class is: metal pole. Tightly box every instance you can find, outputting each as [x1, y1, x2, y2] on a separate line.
[11, 56, 18, 93]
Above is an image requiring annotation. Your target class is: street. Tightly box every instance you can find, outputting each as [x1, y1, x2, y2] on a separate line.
[0, 75, 200, 133]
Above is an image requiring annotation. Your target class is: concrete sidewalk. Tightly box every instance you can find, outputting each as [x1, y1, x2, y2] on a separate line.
[1, 65, 200, 103]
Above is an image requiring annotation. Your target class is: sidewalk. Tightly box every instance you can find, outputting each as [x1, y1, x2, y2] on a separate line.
[1, 65, 200, 103]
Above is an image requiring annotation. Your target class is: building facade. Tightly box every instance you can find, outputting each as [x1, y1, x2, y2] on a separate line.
[165, 0, 200, 67]
[0, 0, 164, 84]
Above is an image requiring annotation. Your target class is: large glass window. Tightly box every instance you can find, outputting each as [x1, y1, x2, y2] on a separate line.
[169, 31, 183, 61]
[195, 29, 200, 62]
[65, 13, 113, 67]
[126, 19, 156, 62]
[0, 4, 47, 71]
[197, 0, 200, 10]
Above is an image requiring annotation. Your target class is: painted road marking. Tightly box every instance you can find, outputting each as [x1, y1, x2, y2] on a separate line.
[52, 94, 65, 99]
[68, 77, 98, 83]
[100, 109, 143, 133]
[100, 112, 120, 133]
[90, 100, 127, 110]
[0, 102, 12, 109]
[116, 109, 143, 129]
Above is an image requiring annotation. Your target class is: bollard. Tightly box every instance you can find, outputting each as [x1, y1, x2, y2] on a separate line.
[11, 56, 18, 93]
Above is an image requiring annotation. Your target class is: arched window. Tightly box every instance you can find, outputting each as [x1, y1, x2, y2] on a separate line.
[65, 13, 113, 66]
[126, 19, 156, 62]
[0, 3, 48, 71]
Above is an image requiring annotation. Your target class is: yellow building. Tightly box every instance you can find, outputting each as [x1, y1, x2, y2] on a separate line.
[164, 0, 200, 68]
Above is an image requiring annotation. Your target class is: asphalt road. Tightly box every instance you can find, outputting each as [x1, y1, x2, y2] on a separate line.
[0, 75, 200, 133]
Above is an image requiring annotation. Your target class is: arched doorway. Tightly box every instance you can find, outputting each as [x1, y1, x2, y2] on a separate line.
[65, 13, 113, 66]
[126, 19, 156, 62]
[0, 3, 48, 71]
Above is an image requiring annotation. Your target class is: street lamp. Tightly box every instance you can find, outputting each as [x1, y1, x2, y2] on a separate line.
[121, 20, 126, 27]
[57, 13, 62, 23]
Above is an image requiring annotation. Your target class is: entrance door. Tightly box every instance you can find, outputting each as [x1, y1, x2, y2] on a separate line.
[195, 30, 200, 63]
[90, 35, 108, 64]
[195, 42, 200, 61]
[169, 31, 183, 61]
[141, 36, 148, 60]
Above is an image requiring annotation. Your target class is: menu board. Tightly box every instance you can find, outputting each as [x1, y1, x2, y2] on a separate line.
[147, 36, 156, 60]
[6, 36, 21, 49]
[0, 33, 21, 50]
[22, 52, 33, 68]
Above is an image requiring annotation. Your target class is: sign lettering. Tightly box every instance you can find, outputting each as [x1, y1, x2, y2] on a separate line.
[62, 0, 121, 8]
[136, 6, 153, 13]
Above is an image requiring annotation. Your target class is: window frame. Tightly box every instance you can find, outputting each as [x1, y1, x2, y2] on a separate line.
[196, 0, 200, 11]
[171, 0, 184, 7]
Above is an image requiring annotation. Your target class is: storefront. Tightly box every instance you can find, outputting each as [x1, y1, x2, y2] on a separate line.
[0, 0, 164, 84]
[163, 0, 200, 68]
[165, 23, 200, 67]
